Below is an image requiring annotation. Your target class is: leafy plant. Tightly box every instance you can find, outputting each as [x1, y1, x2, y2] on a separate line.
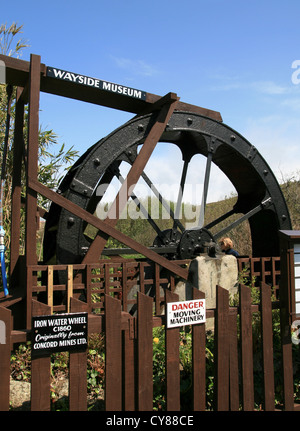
[10, 342, 31, 381]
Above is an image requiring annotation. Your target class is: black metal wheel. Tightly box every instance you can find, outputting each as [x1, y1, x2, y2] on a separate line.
[43, 110, 291, 265]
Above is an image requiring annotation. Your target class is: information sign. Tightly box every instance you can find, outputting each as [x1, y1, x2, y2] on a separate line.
[31, 312, 88, 357]
[166, 299, 206, 329]
[46, 67, 147, 100]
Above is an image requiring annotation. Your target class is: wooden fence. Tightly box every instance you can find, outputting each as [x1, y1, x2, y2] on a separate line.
[237, 256, 281, 297]
[0, 278, 299, 411]
[25, 260, 190, 328]
[24, 256, 280, 326]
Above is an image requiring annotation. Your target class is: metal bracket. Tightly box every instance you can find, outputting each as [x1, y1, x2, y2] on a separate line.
[70, 178, 94, 198]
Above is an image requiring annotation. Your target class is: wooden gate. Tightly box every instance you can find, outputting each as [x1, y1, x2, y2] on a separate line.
[0, 280, 299, 411]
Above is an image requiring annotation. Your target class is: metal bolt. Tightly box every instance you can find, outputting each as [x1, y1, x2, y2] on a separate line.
[68, 217, 75, 226]
[138, 124, 144, 131]
[230, 135, 236, 141]
[94, 158, 100, 166]
[187, 118, 193, 125]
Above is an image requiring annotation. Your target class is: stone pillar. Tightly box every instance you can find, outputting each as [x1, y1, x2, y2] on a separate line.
[174, 254, 238, 315]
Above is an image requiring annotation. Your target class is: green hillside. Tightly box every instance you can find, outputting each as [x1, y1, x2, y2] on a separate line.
[84, 174, 300, 258]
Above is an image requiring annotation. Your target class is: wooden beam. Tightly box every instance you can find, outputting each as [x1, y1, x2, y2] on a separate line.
[26, 54, 41, 269]
[82, 92, 179, 263]
[28, 177, 188, 280]
[0, 54, 223, 120]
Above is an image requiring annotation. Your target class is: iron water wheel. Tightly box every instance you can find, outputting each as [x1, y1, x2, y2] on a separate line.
[43, 110, 291, 266]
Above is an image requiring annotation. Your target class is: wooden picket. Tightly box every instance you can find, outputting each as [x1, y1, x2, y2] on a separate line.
[260, 281, 275, 410]
[0, 279, 298, 411]
[192, 288, 206, 411]
[31, 300, 52, 411]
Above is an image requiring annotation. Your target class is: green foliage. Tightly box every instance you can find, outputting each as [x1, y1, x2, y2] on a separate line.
[152, 326, 216, 410]
[90, 172, 300, 258]
[0, 22, 29, 57]
[10, 342, 31, 382]
[153, 326, 166, 410]
[87, 334, 105, 397]
[10, 335, 106, 411]
[0, 22, 79, 264]
[9, 312, 300, 411]
[280, 170, 300, 230]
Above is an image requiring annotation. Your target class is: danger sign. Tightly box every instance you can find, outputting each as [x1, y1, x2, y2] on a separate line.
[166, 299, 206, 328]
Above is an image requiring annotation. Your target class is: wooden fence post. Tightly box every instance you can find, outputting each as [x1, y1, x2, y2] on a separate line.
[165, 289, 180, 411]
[240, 283, 254, 411]
[105, 294, 122, 410]
[123, 314, 136, 411]
[137, 291, 153, 411]
[31, 300, 52, 411]
[215, 285, 229, 411]
[260, 281, 275, 411]
[47, 265, 53, 313]
[0, 306, 11, 411]
[69, 297, 88, 411]
[192, 288, 206, 411]
[228, 308, 239, 411]
[67, 265, 73, 313]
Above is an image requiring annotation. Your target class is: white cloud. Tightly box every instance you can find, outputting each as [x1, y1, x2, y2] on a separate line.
[110, 55, 159, 77]
[210, 74, 296, 96]
[243, 116, 300, 183]
[250, 81, 289, 95]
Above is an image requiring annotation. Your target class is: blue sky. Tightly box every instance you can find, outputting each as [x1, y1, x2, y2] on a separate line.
[3, 0, 300, 204]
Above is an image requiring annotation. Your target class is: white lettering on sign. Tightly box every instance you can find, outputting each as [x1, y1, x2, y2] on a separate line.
[166, 299, 206, 328]
[31, 312, 88, 357]
[46, 67, 146, 100]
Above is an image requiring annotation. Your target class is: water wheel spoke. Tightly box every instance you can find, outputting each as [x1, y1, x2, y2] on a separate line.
[141, 170, 185, 233]
[173, 159, 189, 227]
[116, 171, 166, 242]
[213, 199, 270, 240]
[82, 96, 178, 261]
[198, 151, 213, 229]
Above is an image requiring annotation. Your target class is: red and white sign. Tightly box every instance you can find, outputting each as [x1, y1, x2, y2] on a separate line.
[166, 299, 206, 328]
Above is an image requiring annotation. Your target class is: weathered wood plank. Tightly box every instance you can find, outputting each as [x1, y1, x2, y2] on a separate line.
[105, 294, 122, 410]
[137, 292, 153, 411]
[215, 285, 229, 411]
[165, 289, 180, 411]
[31, 300, 51, 411]
[240, 283, 254, 411]
[69, 298, 88, 411]
[192, 288, 206, 411]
